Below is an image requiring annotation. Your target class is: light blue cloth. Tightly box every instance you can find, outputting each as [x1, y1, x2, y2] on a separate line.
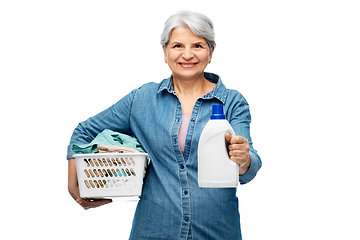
[67, 72, 262, 239]
[71, 129, 145, 154]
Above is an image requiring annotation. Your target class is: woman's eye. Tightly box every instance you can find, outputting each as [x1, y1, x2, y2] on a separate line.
[195, 44, 203, 48]
[173, 44, 181, 48]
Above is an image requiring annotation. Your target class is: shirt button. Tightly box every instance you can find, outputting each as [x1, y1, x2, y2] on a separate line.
[184, 190, 188, 195]
[184, 217, 190, 222]
[179, 164, 184, 169]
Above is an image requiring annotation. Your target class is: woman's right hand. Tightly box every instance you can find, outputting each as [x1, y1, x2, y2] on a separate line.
[68, 158, 112, 210]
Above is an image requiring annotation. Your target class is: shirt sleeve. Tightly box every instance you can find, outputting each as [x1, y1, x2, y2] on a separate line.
[66, 89, 137, 159]
[227, 91, 262, 184]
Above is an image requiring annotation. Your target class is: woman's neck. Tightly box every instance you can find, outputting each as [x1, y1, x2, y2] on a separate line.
[173, 73, 210, 97]
[172, 73, 216, 115]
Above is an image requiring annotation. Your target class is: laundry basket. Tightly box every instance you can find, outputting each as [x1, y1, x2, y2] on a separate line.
[74, 153, 148, 199]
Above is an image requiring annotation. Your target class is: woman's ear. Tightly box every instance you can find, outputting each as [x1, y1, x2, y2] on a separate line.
[208, 46, 214, 63]
[162, 45, 168, 63]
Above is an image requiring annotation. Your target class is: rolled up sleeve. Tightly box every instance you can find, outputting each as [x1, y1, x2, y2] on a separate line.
[66, 89, 137, 159]
[239, 149, 262, 184]
[227, 91, 262, 184]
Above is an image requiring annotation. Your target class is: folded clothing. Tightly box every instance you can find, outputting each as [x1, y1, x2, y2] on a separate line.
[71, 129, 146, 154]
[97, 145, 140, 153]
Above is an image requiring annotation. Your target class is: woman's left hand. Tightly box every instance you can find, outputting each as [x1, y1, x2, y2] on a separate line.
[225, 133, 251, 175]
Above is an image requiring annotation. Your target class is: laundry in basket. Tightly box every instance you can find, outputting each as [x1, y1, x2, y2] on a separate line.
[74, 152, 148, 200]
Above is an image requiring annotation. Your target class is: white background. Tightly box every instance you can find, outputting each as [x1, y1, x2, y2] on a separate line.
[1, 0, 359, 239]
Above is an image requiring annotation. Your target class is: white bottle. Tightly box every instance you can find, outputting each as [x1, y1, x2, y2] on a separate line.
[198, 104, 239, 188]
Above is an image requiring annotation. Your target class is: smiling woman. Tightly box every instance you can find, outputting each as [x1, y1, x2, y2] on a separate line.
[160, 11, 217, 116]
[67, 10, 261, 240]
[161, 11, 215, 90]
[163, 27, 214, 91]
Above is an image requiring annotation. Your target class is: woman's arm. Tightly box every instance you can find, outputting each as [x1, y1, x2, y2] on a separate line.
[227, 91, 262, 184]
[67, 89, 138, 208]
[67, 89, 137, 159]
[68, 158, 112, 209]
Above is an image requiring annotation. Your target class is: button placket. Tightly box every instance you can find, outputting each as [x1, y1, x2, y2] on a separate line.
[171, 100, 192, 239]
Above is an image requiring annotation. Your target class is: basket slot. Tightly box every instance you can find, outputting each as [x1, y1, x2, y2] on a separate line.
[121, 158, 127, 166]
[84, 169, 90, 178]
[89, 159, 95, 167]
[115, 158, 122, 166]
[93, 158, 99, 167]
[106, 158, 113, 166]
[111, 158, 117, 166]
[113, 180, 119, 187]
[97, 159, 104, 167]
[97, 169, 103, 177]
[94, 180, 100, 188]
[103, 180, 109, 188]
[102, 169, 108, 177]
[106, 180, 111, 187]
[83, 159, 90, 167]
[102, 158, 108, 167]
[98, 180, 104, 188]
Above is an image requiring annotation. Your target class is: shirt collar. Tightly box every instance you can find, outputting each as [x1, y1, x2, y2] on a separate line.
[157, 72, 228, 104]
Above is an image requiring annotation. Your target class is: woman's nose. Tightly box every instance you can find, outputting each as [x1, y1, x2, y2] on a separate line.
[182, 47, 194, 60]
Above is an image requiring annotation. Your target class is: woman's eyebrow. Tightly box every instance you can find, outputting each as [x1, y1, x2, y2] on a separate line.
[170, 41, 182, 44]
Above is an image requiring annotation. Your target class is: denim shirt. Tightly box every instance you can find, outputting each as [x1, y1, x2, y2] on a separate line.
[67, 72, 262, 240]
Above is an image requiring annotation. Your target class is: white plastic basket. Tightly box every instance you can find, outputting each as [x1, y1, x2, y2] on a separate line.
[74, 153, 148, 199]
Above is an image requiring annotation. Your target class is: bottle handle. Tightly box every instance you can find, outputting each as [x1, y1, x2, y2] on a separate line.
[225, 129, 236, 160]
[226, 130, 248, 168]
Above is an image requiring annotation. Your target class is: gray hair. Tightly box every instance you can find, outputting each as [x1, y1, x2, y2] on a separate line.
[160, 10, 216, 50]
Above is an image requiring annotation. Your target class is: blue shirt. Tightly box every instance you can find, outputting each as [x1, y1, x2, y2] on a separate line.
[67, 72, 262, 240]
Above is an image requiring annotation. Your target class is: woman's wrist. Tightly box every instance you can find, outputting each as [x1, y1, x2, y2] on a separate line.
[239, 156, 251, 175]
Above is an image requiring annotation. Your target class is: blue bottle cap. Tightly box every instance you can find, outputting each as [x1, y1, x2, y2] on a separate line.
[211, 104, 225, 119]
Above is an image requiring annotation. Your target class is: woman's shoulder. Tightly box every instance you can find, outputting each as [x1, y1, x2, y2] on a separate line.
[136, 81, 160, 91]
[213, 76, 248, 105]
[226, 88, 249, 106]
[136, 77, 170, 92]
[127, 77, 172, 103]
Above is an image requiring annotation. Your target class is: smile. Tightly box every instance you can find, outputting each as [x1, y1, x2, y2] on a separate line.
[179, 62, 198, 68]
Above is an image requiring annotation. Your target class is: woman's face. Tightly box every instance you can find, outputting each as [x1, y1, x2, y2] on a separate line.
[163, 26, 213, 81]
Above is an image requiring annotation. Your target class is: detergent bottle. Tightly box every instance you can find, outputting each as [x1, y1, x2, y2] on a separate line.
[198, 104, 239, 188]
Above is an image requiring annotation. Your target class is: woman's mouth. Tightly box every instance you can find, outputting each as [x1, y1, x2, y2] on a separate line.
[179, 62, 198, 68]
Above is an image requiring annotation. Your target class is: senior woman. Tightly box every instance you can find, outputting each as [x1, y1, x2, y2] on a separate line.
[67, 10, 261, 240]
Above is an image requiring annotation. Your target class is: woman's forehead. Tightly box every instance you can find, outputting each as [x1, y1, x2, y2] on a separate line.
[168, 27, 207, 43]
